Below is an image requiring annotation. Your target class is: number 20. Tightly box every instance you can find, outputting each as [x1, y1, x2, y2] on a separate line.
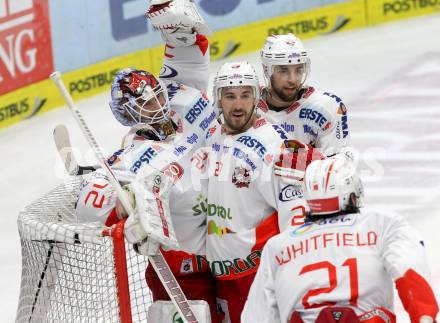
[299, 258, 358, 309]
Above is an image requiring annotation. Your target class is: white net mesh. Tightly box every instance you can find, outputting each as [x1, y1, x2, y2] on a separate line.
[15, 177, 152, 323]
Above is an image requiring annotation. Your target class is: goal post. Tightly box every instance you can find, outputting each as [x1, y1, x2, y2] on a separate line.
[15, 178, 152, 323]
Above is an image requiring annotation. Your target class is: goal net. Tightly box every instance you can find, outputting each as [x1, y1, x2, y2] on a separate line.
[15, 177, 152, 323]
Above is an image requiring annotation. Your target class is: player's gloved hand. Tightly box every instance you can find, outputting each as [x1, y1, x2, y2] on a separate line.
[115, 184, 135, 219]
[134, 237, 160, 256]
[124, 214, 148, 244]
[274, 140, 325, 181]
[146, 0, 211, 47]
[124, 214, 161, 256]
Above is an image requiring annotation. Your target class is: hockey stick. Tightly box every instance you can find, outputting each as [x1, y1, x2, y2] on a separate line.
[53, 124, 96, 175]
[50, 72, 198, 323]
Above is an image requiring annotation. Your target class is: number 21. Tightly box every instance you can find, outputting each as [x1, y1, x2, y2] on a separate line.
[299, 258, 358, 309]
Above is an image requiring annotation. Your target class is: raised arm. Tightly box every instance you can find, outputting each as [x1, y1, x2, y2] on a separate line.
[146, 0, 211, 92]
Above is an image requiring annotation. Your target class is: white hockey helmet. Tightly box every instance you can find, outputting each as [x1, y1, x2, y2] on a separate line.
[261, 34, 310, 86]
[213, 62, 260, 109]
[304, 155, 363, 216]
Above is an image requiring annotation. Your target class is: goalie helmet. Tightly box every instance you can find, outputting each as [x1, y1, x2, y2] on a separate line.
[304, 155, 363, 216]
[110, 68, 170, 127]
[212, 62, 260, 109]
[261, 33, 310, 87]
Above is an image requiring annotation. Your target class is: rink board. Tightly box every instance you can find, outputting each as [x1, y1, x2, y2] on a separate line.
[1, 0, 439, 129]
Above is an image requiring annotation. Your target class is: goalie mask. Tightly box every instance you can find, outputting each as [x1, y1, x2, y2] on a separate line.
[110, 68, 170, 127]
[304, 155, 363, 216]
[261, 33, 310, 89]
[213, 62, 260, 110]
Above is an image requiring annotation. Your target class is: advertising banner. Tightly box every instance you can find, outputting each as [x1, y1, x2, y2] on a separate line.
[366, 0, 440, 25]
[0, 43, 163, 129]
[0, 0, 53, 95]
[1, 0, 439, 130]
[209, 0, 366, 61]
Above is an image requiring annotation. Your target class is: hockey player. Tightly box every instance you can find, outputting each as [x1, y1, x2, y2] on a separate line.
[75, 1, 221, 321]
[258, 33, 350, 157]
[200, 61, 324, 322]
[241, 156, 439, 323]
[76, 68, 219, 321]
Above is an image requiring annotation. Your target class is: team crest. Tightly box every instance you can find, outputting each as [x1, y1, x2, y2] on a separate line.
[180, 258, 194, 275]
[232, 166, 252, 188]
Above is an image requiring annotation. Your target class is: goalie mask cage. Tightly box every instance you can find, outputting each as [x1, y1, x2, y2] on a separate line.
[15, 178, 152, 323]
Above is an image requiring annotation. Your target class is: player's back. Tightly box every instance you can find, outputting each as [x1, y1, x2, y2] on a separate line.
[265, 210, 401, 322]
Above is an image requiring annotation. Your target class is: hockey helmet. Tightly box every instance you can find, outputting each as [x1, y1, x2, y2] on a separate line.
[213, 62, 260, 109]
[110, 68, 170, 127]
[261, 34, 310, 87]
[304, 155, 363, 215]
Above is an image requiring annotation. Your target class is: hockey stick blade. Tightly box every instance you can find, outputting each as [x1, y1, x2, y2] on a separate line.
[53, 124, 79, 175]
[53, 124, 97, 176]
[50, 71, 198, 323]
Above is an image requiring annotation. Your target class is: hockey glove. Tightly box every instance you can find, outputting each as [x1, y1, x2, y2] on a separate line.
[146, 0, 211, 47]
[115, 184, 135, 219]
[274, 140, 325, 181]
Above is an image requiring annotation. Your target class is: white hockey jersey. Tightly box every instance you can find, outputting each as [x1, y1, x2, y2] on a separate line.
[259, 86, 350, 157]
[160, 34, 210, 93]
[200, 117, 310, 281]
[241, 211, 439, 323]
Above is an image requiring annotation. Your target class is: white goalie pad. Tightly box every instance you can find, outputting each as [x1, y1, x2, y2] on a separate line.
[147, 300, 211, 323]
[147, 0, 212, 46]
[127, 165, 180, 251]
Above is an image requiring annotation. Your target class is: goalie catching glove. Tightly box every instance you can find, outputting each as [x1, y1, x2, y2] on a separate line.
[146, 0, 211, 47]
[124, 165, 180, 255]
